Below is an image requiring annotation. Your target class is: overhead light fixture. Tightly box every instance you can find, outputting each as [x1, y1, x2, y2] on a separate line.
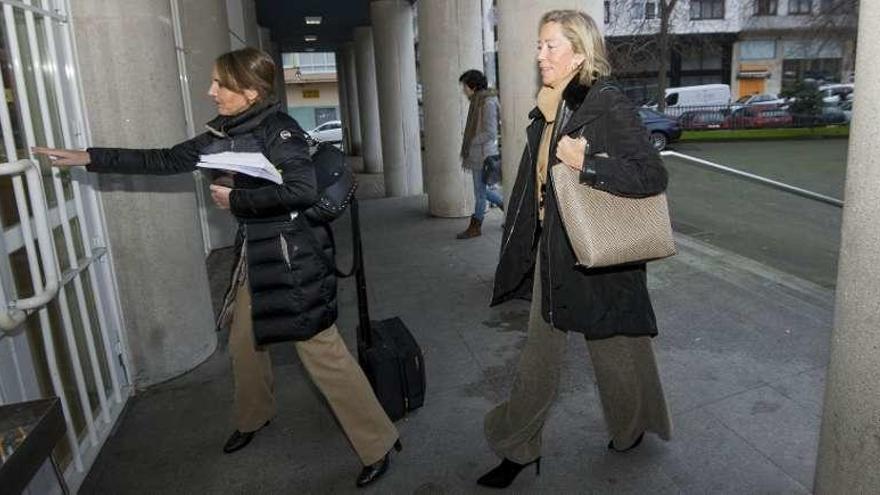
[305, 16, 322, 25]
[305, 48, 316, 52]
[304, 35, 318, 42]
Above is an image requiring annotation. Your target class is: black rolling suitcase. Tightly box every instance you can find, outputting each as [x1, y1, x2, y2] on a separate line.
[346, 199, 425, 421]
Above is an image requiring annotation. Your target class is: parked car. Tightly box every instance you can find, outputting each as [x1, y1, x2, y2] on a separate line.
[678, 109, 729, 130]
[731, 93, 786, 110]
[638, 108, 681, 151]
[724, 106, 792, 129]
[819, 104, 849, 125]
[840, 100, 853, 123]
[818, 83, 854, 104]
[653, 84, 731, 116]
[308, 120, 343, 144]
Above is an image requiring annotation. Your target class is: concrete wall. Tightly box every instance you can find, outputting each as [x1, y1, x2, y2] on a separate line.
[286, 81, 341, 131]
[70, 0, 217, 388]
[286, 82, 341, 108]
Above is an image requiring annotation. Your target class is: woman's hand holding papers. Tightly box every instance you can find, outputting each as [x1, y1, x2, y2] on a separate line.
[210, 184, 232, 210]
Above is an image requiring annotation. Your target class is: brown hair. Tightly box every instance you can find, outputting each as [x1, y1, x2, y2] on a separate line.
[540, 10, 612, 85]
[214, 47, 276, 101]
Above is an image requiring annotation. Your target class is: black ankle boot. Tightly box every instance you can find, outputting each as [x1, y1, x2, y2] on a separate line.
[476, 457, 541, 489]
[608, 432, 645, 453]
[356, 440, 402, 488]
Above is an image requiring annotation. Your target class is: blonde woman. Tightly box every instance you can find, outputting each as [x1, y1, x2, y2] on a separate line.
[478, 10, 672, 488]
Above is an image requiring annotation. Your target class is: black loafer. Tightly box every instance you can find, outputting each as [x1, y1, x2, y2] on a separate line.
[476, 457, 541, 488]
[356, 440, 402, 488]
[223, 421, 270, 454]
[608, 432, 645, 453]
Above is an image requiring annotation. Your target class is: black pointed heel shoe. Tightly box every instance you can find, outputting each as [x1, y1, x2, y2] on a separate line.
[476, 457, 541, 489]
[608, 432, 645, 453]
[356, 440, 402, 488]
[223, 420, 270, 454]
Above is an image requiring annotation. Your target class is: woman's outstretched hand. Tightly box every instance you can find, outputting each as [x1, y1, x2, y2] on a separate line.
[31, 147, 91, 167]
[556, 136, 588, 172]
[210, 184, 232, 210]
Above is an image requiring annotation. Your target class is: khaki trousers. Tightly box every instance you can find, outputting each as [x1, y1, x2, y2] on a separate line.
[484, 255, 672, 464]
[229, 284, 399, 465]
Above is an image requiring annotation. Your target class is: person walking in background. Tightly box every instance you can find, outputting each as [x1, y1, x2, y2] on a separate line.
[33, 47, 400, 489]
[457, 69, 503, 239]
[476, 10, 672, 489]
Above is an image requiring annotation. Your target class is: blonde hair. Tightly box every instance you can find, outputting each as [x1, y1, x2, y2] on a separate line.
[540, 10, 612, 85]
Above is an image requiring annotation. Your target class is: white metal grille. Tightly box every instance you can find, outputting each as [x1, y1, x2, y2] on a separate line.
[0, 0, 130, 492]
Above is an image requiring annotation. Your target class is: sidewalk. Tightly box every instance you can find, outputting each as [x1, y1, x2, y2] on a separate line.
[81, 195, 831, 494]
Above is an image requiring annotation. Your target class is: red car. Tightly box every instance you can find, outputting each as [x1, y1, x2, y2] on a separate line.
[724, 107, 793, 129]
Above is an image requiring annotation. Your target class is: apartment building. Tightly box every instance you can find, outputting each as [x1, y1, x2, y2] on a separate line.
[603, 0, 856, 102]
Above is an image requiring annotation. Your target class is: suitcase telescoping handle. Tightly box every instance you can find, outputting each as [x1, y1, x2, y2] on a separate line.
[352, 198, 374, 348]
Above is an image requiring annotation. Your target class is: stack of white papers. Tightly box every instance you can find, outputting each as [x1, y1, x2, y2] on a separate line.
[196, 152, 283, 184]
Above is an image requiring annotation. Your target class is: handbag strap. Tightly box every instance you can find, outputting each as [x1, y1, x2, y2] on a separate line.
[296, 207, 359, 279]
[295, 200, 372, 347]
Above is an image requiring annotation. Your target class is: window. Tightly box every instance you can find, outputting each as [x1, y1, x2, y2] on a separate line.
[740, 40, 776, 60]
[690, 0, 725, 19]
[755, 0, 778, 15]
[820, 0, 855, 13]
[282, 52, 296, 69]
[788, 0, 812, 15]
[287, 52, 337, 75]
[314, 107, 338, 126]
[645, 1, 657, 19]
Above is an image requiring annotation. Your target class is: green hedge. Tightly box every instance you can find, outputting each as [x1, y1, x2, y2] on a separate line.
[680, 126, 850, 142]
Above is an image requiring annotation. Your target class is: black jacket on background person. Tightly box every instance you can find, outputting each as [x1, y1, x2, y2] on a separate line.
[87, 101, 337, 344]
[492, 78, 669, 340]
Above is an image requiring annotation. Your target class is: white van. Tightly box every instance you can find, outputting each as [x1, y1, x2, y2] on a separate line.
[661, 84, 731, 110]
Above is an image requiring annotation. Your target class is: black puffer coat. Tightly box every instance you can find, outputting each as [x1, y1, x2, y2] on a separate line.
[492, 78, 668, 340]
[87, 102, 336, 344]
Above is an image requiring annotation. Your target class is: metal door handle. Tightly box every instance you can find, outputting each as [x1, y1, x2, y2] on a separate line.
[0, 159, 60, 332]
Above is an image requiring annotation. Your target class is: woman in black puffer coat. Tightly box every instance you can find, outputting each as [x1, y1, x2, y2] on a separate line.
[33, 47, 400, 489]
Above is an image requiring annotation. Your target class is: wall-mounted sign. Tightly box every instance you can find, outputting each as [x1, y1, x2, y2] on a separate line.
[303, 89, 320, 99]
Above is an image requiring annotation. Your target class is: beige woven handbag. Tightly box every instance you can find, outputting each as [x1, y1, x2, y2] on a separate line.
[550, 164, 676, 268]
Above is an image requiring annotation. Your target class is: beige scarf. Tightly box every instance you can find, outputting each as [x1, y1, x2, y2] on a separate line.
[535, 71, 578, 220]
[461, 88, 498, 159]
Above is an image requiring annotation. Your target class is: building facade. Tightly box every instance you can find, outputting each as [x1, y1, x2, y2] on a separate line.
[283, 52, 341, 132]
[604, 0, 856, 102]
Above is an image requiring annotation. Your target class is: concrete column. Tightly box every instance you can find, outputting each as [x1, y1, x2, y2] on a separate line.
[336, 51, 353, 154]
[226, 0, 260, 49]
[418, 0, 482, 217]
[71, 0, 217, 387]
[353, 26, 383, 174]
[496, 0, 602, 206]
[370, 0, 423, 196]
[482, 0, 498, 89]
[258, 27, 288, 109]
[343, 43, 363, 156]
[814, 2, 880, 492]
[179, 0, 238, 252]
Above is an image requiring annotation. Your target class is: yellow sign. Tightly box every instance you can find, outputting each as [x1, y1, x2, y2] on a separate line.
[303, 89, 320, 99]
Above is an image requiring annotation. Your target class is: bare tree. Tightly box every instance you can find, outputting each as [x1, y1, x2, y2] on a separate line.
[655, 0, 679, 111]
[606, 0, 720, 110]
